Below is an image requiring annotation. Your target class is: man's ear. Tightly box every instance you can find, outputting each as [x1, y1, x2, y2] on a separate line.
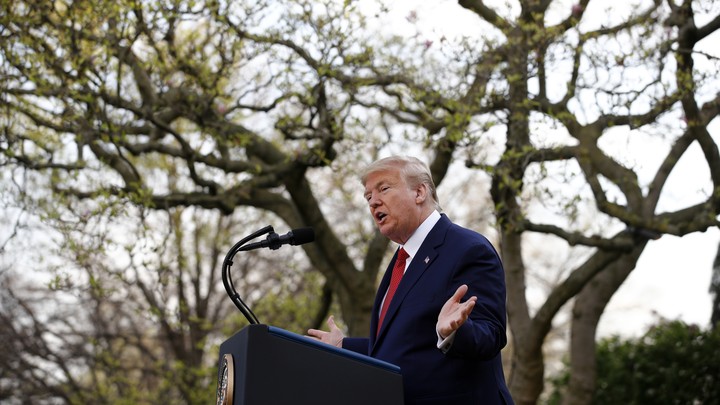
[415, 183, 428, 204]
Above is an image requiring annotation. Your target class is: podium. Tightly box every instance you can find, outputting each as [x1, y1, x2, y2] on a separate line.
[216, 324, 404, 405]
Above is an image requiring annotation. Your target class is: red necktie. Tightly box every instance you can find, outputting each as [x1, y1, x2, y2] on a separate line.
[377, 248, 409, 335]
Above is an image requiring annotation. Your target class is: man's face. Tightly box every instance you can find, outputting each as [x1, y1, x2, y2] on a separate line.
[363, 168, 423, 244]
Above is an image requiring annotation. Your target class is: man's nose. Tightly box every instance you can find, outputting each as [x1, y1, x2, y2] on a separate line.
[368, 193, 380, 207]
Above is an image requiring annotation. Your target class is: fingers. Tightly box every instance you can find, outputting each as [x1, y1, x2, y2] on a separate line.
[452, 284, 469, 302]
[306, 315, 334, 340]
[306, 315, 343, 345]
[452, 285, 477, 311]
[461, 298, 476, 316]
[437, 287, 478, 336]
[306, 328, 325, 340]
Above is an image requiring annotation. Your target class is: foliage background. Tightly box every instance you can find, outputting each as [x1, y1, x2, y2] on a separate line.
[1, 0, 719, 404]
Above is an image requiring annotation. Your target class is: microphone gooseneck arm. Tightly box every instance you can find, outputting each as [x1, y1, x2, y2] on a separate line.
[222, 226, 274, 325]
[221, 225, 316, 325]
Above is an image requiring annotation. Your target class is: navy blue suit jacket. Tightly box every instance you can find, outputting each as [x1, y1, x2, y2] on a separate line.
[344, 215, 513, 404]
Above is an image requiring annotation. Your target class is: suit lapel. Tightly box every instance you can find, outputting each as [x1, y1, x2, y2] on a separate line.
[370, 251, 396, 340]
[371, 215, 451, 352]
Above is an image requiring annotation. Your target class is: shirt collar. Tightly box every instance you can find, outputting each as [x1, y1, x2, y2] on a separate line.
[399, 210, 441, 261]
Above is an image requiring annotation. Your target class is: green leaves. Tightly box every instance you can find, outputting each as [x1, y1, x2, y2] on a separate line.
[596, 321, 720, 404]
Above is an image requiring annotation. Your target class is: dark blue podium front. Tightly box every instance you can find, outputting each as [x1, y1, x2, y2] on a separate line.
[217, 324, 404, 405]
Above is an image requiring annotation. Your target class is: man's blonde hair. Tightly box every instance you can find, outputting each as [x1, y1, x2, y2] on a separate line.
[360, 156, 441, 211]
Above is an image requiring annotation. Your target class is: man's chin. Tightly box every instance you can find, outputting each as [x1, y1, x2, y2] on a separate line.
[377, 225, 393, 239]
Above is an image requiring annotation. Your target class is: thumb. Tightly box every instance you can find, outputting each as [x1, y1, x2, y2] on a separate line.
[327, 315, 339, 331]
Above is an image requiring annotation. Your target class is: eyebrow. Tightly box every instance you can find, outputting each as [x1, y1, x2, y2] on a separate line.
[364, 180, 390, 196]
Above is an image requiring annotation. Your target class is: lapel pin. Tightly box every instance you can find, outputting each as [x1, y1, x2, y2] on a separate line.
[424, 256, 430, 264]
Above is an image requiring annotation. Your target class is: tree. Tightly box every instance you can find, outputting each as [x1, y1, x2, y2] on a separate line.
[548, 320, 720, 404]
[711, 241, 720, 328]
[0, 200, 322, 403]
[2, 0, 720, 404]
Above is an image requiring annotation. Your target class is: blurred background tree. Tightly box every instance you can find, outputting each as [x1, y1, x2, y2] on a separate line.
[548, 320, 720, 404]
[711, 241, 720, 328]
[1, 0, 719, 404]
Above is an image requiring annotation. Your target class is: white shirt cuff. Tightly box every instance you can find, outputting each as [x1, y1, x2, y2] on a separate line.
[436, 329, 457, 353]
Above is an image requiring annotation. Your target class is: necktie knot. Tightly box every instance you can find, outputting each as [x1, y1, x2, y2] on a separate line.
[396, 247, 409, 263]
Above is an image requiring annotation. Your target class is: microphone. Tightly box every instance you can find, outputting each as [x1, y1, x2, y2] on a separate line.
[239, 227, 315, 251]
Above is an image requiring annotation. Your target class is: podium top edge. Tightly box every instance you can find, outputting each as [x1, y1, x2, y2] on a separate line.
[263, 325, 401, 374]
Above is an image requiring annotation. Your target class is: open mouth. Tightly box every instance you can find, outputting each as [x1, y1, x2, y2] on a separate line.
[376, 212, 387, 223]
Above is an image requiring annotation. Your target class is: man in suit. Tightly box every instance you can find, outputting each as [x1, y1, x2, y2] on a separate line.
[308, 156, 513, 405]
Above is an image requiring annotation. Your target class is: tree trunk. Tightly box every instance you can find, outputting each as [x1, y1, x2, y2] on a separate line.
[563, 244, 646, 405]
[509, 344, 546, 405]
[710, 241, 720, 329]
[503, 229, 546, 405]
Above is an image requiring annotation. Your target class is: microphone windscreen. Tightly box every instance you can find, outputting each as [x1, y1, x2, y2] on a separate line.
[291, 227, 315, 245]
